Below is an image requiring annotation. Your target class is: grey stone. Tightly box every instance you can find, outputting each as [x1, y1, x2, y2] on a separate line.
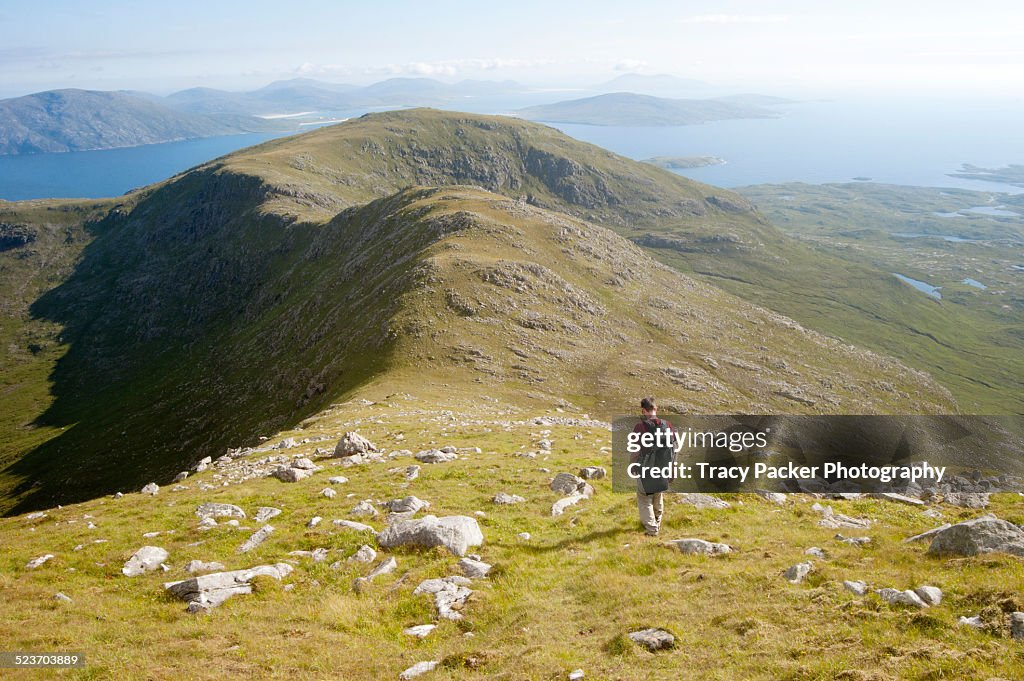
[141, 483, 159, 496]
[876, 588, 927, 608]
[399, 661, 438, 680]
[164, 562, 293, 610]
[335, 432, 376, 457]
[321, 488, 337, 499]
[755, 489, 787, 505]
[348, 545, 377, 563]
[578, 466, 606, 480]
[404, 624, 436, 639]
[327, 476, 348, 485]
[551, 493, 587, 516]
[914, 585, 943, 606]
[667, 538, 732, 555]
[237, 525, 274, 553]
[492, 492, 526, 505]
[550, 473, 590, 496]
[254, 507, 282, 523]
[272, 466, 310, 483]
[405, 465, 421, 481]
[173, 472, 189, 483]
[904, 524, 952, 543]
[26, 554, 54, 569]
[54, 592, 73, 603]
[122, 546, 169, 576]
[196, 503, 246, 520]
[817, 506, 871, 529]
[628, 628, 675, 651]
[307, 516, 322, 528]
[413, 576, 473, 619]
[805, 547, 827, 559]
[675, 493, 730, 510]
[844, 580, 868, 596]
[291, 457, 316, 470]
[870, 492, 924, 506]
[834, 534, 871, 545]
[333, 519, 376, 533]
[415, 449, 457, 464]
[378, 515, 483, 556]
[366, 556, 397, 580]
[185, 560, 225, 574]
[1010, 612, 1024, 640]
[385, 496, 430, 514]
[784, 562, 813, 583]
[927, 516, 1024, 557]
[458, 557, 492, 578]
[958, 615, 984, 628]
[349, 500, 378, 517]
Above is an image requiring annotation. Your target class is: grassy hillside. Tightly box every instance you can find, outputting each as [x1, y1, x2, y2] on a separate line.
[0, 179, 951, 514]
[1, 396, 1021, 679]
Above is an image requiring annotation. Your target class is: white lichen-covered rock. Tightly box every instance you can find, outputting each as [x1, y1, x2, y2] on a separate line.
[195, 503, 246, 520]
[237, 525, 274, 553]
[141, 483, 159, 496]
[415, 449, 457, 464]
[385, 496, 430, 514]
[334, 432, 376, 457]
[784, 562, 813, 583]
[628, 628, 675, 651]
[348, 545, 377, 563]
[122, 546, 169, 576]
[403, 624, 436, 639]
[26, 554, 55, 569]
[458, 557, 492, 578]
[321, 488, 337, 499]
[164, 563, 293, 610]
[674, 493, 730, 510]
[254, 507, 281, 523]
[926, 516, 1024, 557]
[399, 660, 439, 680]
[492, 492, 526, 505]
[876, 588, 927, 608]
[914, 585, 943, 606]
[413, 575, 473, 619]
[377, 515, 483, 556]
[667, 538, 732, 555]
[844, 580, 868, 596]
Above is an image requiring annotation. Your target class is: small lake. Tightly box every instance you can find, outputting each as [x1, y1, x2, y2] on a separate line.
[892, 232, 977, 243]
[963, 206, 1020, 217]
[963, 278, 987, 289]
[893, 273, 942, 299]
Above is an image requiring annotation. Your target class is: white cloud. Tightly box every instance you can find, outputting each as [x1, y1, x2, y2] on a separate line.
[613, 59, 648, 72]
[679, 14, 789, 25]
[294, 58, 552, 80]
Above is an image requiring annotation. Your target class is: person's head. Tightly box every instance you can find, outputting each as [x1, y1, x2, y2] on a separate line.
[640, 396, 656, 418]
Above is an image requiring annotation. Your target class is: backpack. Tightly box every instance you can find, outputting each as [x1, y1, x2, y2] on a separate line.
[638, 418, 674, 494]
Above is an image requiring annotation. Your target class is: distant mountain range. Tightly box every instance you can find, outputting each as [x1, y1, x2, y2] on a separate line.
[518, 92, 789, 126]
[0, 89, 293, 155]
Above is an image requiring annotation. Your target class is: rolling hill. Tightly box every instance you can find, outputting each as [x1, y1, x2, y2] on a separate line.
[0, 110, 957, 514]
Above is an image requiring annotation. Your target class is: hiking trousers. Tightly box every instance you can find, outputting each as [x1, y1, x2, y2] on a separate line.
[636, 491, 664, 535]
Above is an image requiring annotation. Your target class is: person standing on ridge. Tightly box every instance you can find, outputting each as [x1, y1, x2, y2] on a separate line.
[631, 397, 674, 536]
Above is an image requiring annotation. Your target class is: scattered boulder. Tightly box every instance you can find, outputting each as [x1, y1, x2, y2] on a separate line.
[26, 554, 55, 569]
[458, 557, 492, 578]
[569, 670, 585, 681]
[238, 525, 274, 553]
[328, 476, 349, 485]
[272, 466, 310, 483]
[869, 492, 924, 506]
[377, 515, 483, 557]
[415, 449, 457, 464]
[54, 592, 73, 603]
[784, 562, 813, 584]
[322, 488, 337, 499]
[334, 432, 376, 458]
[288, 548, 330, 563]
[492, 492, 526, 505]
[517, 532, 531, 541]
[844, 580, 868, 596]
[254, 507, 282, 523]
[173, 472, 189, 483]
[667, 538, 732, 555]
[385, 496, 430, 514]
[366, 556, 397, 580]
[959, 615, 984, 629]
[628, 628, 675, 651]
[399, 661, 438, 680]
[904, 524, 952, 543]
[805, 547, 827, 559]
[876, 588, 927, 608]
[164, 563, 293, 611]
[405, 466, 421, 481]
[307, 516, 322, 528]
[815, 505, 870, 529]
[122, 546, 169, 577]
[914, 585, 943, 606]
[292, 457, 317, 470]
[926, 516, 1024, 557]
[674, 493, 730, 510]
[1011, 612, 1024, 640]
[198, 517, 218, 530]
[578, 466, 606, 480]
[193, 456, 213, 473]
[834, 534, 871, 545]
[333, 519, 377, 533]
[413, 575, 473, 619]
[186, 560, 226, 574]
[350, 500, 379, 517]
[755, 489, 787, 505]
[196, 503, 246, 520]
[348, 545, 377, 563]
[552, 494, 587, 516]
[550, 473, 593, 496]
[404, 624, 436, 639]
[141, 483, 159, 496]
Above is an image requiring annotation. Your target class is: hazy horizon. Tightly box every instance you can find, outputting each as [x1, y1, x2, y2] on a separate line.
[3, 0, 1022, 100]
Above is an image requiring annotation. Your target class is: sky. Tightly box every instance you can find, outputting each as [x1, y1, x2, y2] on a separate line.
[1, 0, 1023, 98]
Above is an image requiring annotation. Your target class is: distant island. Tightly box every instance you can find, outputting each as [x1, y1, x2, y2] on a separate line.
[643, 155, 727, 169]
[949, 163, 1024, 189]
[518, 92, 787, 126]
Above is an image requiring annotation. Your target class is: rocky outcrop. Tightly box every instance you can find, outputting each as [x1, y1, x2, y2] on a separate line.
[377, 515, 483, 556]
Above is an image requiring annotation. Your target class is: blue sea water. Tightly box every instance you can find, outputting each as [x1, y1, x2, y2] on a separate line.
[2, 96, 1024, 201]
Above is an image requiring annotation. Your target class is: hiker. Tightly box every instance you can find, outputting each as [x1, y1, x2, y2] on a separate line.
[630, 397, 674, 536]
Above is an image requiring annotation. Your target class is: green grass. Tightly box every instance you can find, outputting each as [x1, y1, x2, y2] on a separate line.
[1, 395, 1021, 679]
